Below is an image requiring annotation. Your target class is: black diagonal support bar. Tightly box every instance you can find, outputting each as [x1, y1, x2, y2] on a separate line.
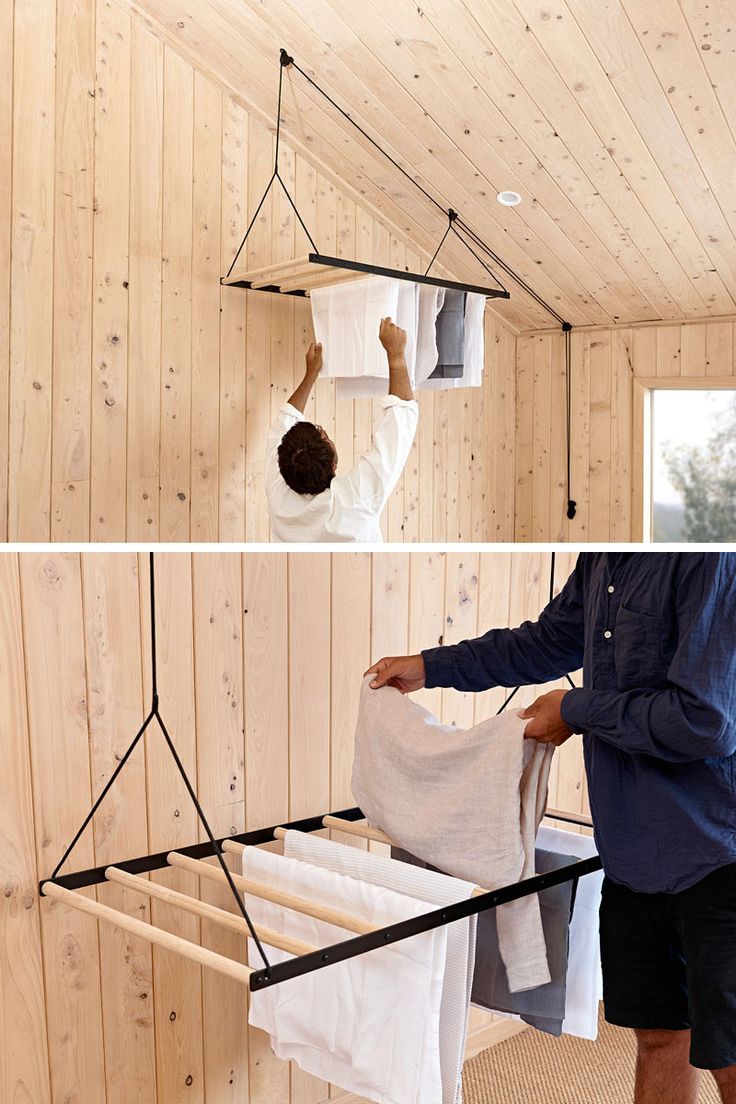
[248, 854, 603, 991]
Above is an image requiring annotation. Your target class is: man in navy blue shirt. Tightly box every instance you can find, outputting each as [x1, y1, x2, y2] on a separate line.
[367, 553, 736, 1104]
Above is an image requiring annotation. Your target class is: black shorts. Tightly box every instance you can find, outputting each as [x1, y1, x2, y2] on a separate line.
[600, 863, 736, 1070]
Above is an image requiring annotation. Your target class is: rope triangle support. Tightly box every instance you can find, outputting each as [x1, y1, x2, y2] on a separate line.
[42, 553, 271, 973]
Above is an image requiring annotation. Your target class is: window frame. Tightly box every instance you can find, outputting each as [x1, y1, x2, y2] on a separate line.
[633, 376, 736, 542]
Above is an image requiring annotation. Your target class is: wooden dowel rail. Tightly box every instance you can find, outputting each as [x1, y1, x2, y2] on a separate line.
[167, 851, 377, 936]
[276, 267, 358, 292]
[227, 254, 310, 283]
[104, 866, 316, 957]
[43, 881, 253, 985]
[321, 816, 393, 845]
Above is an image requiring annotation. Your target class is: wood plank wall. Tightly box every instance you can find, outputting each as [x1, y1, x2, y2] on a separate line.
[514, 319, 736, 542]
[1, 549, 586, 1104]
[1, 0, 514, 544]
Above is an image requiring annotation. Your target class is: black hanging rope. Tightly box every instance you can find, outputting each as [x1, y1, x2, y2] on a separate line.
[45, 554, 271, 974]
[497, 552, 576, 714]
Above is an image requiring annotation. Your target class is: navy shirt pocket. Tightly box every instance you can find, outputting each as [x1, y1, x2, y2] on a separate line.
[614, 604, 663, 690]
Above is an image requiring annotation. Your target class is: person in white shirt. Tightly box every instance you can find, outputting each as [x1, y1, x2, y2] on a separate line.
[265, 317, 419, 543]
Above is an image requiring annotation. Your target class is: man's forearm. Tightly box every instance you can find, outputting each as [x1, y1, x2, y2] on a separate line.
[288, 372, 318, 413]
[387, 354, 414, 401]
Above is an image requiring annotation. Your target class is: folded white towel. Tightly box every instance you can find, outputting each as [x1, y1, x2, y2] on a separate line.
[284, 829, 476, 1104]
[245, 845, 448, 1104]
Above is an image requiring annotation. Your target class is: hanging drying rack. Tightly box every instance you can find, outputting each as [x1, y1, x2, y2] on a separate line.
[221, 50, 510, 302]
[40, 553, 601, 993]
[220, 48, 577, 519]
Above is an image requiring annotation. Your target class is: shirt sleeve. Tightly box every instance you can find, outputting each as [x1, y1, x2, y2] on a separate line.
[346, 396, 419, 511]
[264, 403, 305, 495]
[561, 554, 736, 763]
[422, 555, 586, 692]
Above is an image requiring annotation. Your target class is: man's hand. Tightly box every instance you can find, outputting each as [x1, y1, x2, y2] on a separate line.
[379, 317, 407, 358]
[305, 341, 323, 380]
[364, 654, 425, 694]
[521, 689, 574, 747]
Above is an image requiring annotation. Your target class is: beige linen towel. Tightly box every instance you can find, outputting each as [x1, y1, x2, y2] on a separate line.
[351, 677, 554, 992]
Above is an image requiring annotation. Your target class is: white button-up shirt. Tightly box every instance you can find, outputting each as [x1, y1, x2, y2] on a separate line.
[265, 396, 419, 543]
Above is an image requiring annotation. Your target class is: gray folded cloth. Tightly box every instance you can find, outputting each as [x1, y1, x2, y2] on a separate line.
[392, 845, 577, 1036]
[430, 290, 466, 378]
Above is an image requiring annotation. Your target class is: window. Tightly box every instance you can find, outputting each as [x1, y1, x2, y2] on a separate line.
[651, 389, 736, 542]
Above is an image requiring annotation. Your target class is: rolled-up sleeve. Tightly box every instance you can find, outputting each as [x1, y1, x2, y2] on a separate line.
[423, 555, 586, 692]
[561, 555, 736, 762]
[347, 396, 418, 511]
[264, 403, 305, 494]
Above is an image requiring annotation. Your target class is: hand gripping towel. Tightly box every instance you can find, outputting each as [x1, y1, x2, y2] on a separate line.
[351, 677, 554, 992]
[245, 845, 448, 1104]
[283, 829, 477, 1104]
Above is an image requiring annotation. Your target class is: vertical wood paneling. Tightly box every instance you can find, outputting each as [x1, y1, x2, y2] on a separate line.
[190, 74, 222, 540]
[50, 0, 95, 540]
[244, 118, 273, 543]
[0, 554, 52, 1104]
[91, 0, 131, 542]
[0, 0, 13, 540]
[4, 551, 593, 1104]
[159, 50, 194, 543]
[219, 97, 248, 542]
[440, 552, 480, 728]
[20, 553, 106, 1104]
[243, 552, 290, 1104]
[9, 0, 56, 540]
[192, 552, 248, 1103]
[82, 552, 157, 1104]
[127, 23, 163, 540]
[588, 333, 612, 541]
[287, 553, 331, 1104]
[610, 329, 633, 543]
[139, 554, 204, 1104]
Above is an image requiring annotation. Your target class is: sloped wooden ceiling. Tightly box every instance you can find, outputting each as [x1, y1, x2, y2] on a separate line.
[126, 0, 736, 332]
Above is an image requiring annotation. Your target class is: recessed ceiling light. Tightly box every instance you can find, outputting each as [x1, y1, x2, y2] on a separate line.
[496, 190, 522, 206]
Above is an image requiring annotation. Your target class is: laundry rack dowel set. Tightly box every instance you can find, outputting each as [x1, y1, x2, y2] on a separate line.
[40, 553, 601, 993]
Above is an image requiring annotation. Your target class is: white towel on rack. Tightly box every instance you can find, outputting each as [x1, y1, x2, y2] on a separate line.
[245, 846, 448, 1104]
[333, 280, 420, 400]
[352, 677, 553, 993]
[283, 829, 476, 1104]
[311, 275, 399, 382]
[536, 825, 603, 1040]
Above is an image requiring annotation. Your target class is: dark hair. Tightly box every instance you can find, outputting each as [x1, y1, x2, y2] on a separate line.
[278, 422, 336, 495]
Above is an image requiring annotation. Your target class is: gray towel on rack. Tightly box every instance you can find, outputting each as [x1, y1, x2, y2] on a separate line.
[429, 289, 466, 378]
[392, 846, 577, 1036]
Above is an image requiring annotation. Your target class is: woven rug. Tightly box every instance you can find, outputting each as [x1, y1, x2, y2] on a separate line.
[462, 1007, 720, 1103]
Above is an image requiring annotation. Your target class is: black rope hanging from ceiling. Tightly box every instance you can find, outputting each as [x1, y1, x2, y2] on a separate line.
[224, 48, 577, 520]
[44, 553, 272, 973]
[496, 551, 576, 716]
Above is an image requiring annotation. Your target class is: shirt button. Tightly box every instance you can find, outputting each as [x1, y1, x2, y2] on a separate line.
[604, 630, 612, 640]
[608, 585, 615, 593]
